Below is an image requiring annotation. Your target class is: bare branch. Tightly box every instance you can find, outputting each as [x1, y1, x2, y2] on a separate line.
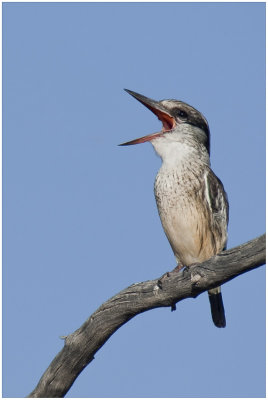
[28, 234, 266, 398]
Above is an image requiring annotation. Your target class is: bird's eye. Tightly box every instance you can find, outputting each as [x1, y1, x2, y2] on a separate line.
[176, 109, 188, 120]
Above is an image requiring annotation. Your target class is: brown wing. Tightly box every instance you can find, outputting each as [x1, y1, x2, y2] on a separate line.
[204, 168, 229, 251]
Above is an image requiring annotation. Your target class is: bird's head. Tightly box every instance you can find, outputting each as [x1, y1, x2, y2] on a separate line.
[119, 89, 210, 157]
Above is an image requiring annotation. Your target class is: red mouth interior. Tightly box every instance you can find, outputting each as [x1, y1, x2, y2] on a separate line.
[119, 101, 175, 146]
[144, 104, 175, 132]
[157, 110, 175, 132]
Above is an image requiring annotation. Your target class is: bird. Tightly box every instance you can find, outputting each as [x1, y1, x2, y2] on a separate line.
[119, 89, 229, 328]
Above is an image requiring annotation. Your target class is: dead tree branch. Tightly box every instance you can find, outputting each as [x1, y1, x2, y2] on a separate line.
[28, 234, 265, 398]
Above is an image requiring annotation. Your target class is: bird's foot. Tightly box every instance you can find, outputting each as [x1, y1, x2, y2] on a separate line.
[157, 264, 184, 289]
[157, 264, 185, 312]
[172, 263, 184, 273]
[181, 265, 190, 276]
[157, 272, 169, 289]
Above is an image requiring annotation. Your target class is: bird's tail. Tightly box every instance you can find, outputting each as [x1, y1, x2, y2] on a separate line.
[208, 286, 226, 328]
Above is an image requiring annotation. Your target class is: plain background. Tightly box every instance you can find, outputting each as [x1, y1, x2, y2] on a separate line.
[3, 2, 265, 398]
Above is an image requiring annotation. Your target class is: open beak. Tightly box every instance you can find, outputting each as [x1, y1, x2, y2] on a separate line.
[119, 89, 175, 146]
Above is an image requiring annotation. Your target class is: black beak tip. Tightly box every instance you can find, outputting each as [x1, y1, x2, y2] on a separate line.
[118, 141, 133, 146]
[124, 88, 137, 97]
[123, 88, 157, 109]
[124, 88, 146, 100]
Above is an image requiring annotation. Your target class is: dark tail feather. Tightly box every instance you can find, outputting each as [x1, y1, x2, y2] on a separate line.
[208, 292, 226, 328]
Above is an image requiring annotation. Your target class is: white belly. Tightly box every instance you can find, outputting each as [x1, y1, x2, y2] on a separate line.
[154, 167, 223, 266]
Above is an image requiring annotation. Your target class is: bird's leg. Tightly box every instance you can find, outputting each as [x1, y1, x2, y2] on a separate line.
[157, 264, 184, 289]
[156, 264, 185, 311]
[172, 263, 184, 272]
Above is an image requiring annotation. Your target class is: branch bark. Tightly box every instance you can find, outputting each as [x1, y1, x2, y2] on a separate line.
[28, 234, 266, 398]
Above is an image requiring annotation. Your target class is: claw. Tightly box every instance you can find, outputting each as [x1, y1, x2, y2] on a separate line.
[157, 271, 170, 289]
[157, 264, 184, 289]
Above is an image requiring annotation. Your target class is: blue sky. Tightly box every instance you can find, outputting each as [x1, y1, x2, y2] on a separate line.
[3, 2, 265, 398]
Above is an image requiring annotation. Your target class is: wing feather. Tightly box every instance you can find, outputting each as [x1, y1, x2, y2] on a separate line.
[203, 169, 229, 250]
